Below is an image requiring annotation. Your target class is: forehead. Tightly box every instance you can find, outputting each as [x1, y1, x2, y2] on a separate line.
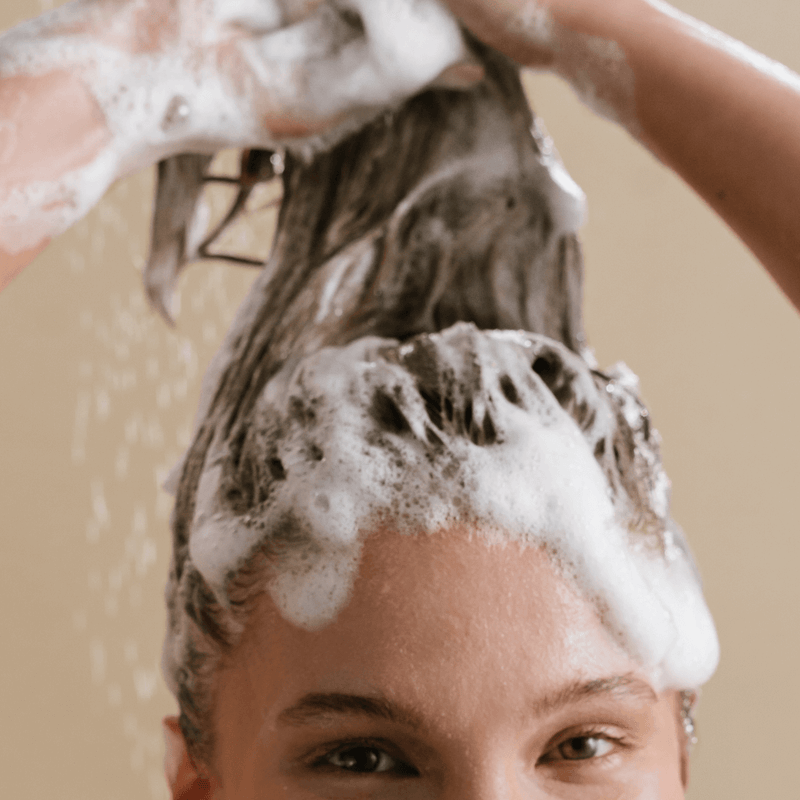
[220, 529, 639, 725]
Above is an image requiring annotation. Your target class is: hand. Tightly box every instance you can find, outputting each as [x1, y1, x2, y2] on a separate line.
[436, 0, 560, 66]
[0, 0, 480, 285]
[438, 0, 643, 69]
[94, 0, 480, 161]
[439, 0, 648, 128]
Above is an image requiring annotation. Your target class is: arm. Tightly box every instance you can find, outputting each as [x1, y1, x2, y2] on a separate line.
[0, 0, 332, 290]
[0, 0, 206, 290]
[0, 0, 480, 292]
[446, 0, 800, 311]
[0, 68, 112, 289]
[0, 0, 298, 290]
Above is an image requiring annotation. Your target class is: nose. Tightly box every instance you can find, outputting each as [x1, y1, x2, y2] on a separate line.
[443, 755, 537, 800]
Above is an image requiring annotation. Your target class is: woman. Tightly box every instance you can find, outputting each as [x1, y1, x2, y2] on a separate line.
[0, 2, 797, 799]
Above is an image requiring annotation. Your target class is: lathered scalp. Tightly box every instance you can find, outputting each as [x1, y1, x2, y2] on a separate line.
[187, 323, 718, 691]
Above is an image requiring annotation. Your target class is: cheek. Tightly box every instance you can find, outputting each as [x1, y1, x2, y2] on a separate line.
[640, 699, 687, 799]
[618, 770, 680, 800]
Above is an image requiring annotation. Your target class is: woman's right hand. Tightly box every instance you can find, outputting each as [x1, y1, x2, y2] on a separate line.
[0, 0, 479, 288]
[70, 0, 481, 161]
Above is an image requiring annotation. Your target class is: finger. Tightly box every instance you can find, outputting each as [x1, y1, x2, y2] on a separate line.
[344, 0, 472, 92]
[212, 0, 326, 33]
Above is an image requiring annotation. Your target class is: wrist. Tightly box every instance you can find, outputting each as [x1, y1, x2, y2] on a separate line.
[539, 0, 656, 128]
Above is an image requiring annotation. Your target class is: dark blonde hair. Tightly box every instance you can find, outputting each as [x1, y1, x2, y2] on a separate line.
[157, 45, 701, 765]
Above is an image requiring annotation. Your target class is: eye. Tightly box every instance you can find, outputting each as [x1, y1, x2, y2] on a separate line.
[558, 736, 614, 760]
[540, 734, 617, 764]
[317, 743, 418, 776]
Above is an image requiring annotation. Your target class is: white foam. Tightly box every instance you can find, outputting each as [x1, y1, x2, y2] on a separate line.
[565, 33, 635, 127]
[0, 146, 119, 254]
[211, 0, 286, 32]
[514, 2, 636, 127]
[1, 0, 475, 161]
[188, 326, 719, 688]
[234, 0, 476, 131]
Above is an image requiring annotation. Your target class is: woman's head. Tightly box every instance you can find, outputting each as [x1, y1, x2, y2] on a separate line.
[162, 326, 717, 787]
[167, 526, 693, 799]
[158, 46, 717, 797]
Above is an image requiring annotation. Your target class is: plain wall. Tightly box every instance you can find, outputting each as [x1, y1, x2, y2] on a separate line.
[1, 1, 798, 797]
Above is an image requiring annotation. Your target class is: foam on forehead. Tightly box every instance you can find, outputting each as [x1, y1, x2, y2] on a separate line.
[189, 323, 719, 690]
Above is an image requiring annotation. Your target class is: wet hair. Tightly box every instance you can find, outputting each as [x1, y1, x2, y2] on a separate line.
[155, 45, 717, 766]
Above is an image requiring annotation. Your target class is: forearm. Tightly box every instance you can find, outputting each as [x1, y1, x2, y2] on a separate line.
[549, 0, 800, 309]
[636, 7, 800, 311]
[0, 4, 114, 263]
[0, 5, 137, 285]
[451, 0, 800, 308]
[0, 64, 113, 280]
[568, 1, 800, 308]
[0, 0, 241, 288]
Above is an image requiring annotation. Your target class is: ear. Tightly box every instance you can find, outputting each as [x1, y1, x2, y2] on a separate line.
[670, 693, 692, 790]
[680, 733, 691, 790]
[163, 716, 218, 800]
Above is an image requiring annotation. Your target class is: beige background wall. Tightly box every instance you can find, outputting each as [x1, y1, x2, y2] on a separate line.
[1, 1, 798, 798]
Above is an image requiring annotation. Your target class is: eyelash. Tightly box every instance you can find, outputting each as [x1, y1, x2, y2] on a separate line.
[306, 728, 627, 778]
[538, 727, 628, 765]
[308, 738, 418, 777]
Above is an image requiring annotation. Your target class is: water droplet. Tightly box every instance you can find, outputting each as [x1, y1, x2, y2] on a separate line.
[270, 151, 286, 176]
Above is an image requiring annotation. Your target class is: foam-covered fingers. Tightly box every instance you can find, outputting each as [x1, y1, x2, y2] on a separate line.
[339, 0, 471, 91]
[439, 0, 560, 66]
[274, 0, 476, 113]
[217, 0, 481, 145]
[206, 0, 327, 34]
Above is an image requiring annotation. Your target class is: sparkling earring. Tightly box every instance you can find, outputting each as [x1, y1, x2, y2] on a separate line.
[680, 689, 699, 748]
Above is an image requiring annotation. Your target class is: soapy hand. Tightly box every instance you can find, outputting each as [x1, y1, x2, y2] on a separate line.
[95, 0, 479, 161]
[115, 0, 332, 144]
[2, 0, 479, 168]
[441, 0, 640, 126]
[437, 0, 627, 68]
[436, 0, 562, 66]
[0, 0, 478, 285]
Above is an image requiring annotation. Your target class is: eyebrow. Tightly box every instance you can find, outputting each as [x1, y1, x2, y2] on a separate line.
[276, 675, 657, 730]
[527, 674, 659, 718]
[277, 692, 427, 730]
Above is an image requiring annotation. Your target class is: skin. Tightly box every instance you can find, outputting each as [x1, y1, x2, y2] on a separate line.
[0, 69, 108, 287]
[0, 240, 49, 291]
[0, 0, 327, 275]
[164, 527, 688, 799]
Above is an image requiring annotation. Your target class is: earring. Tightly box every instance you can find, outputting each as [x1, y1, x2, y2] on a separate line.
[680, 689, 699, 748]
